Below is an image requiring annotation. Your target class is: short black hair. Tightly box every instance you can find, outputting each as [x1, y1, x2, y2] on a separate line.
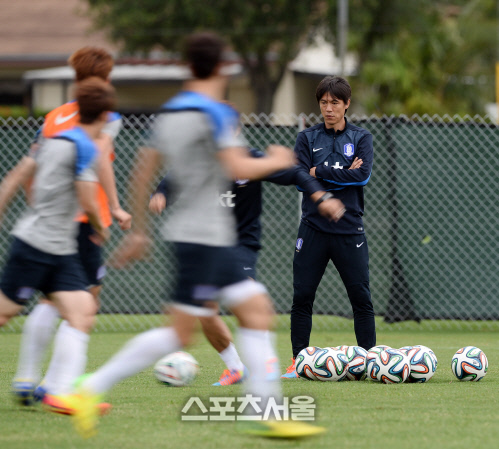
[315, 76, 352, 105]
[183, 32, 226, 79]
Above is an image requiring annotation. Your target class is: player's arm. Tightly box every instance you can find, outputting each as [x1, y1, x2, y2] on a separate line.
[0, 156, 37, 224]
[75, 180, 109, 244]
[217, 144, 296, 181]
[290, 133, 345, 221]
[310, 156, 363, 177]
[95, 134, 132, 230]
[109, 146, 161, 267]
[240, 148, 296, 185]
[292, 132, 331, 194]
[313, 133, 373, 186]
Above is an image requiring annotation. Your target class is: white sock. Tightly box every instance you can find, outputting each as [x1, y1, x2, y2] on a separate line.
[219, 342, 244, 372]
[14, 303, 60, 382]
[238, 328, 282, 413]
[84, 327, 181, 395]
[43, 321, 89, 395]
[263, 331, 279, 375]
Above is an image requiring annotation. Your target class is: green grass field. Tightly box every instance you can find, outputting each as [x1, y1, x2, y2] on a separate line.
[1, 316, 498, 449]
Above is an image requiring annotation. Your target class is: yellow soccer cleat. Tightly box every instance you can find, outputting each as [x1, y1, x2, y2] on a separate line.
[42, 393, 111, 416]
[242, 420, 326, 439]
[69, 389, 103, 439]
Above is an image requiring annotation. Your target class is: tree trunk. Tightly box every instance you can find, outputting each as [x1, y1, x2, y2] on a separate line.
[245, 56, 285, 116]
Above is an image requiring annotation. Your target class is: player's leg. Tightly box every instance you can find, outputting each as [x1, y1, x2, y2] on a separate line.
[224, 284, 280, 398]
[36, 252, 98, 414]
[0, 238, 41, 326]
[234, 245, 280, 381]
[224, 279, 325, 437]
[14, 299, 60, 399]
[0, 291, 30, 403]
[76, 310, 190, 396]
[199, 315, 248, 385]
[330, 234, 376, 350]
[75, 222, 106, 312]
[285, 223, 329, 377]
[200, 244, 258, 386]
[41, 223, 103, 401]
[0, 291, 24, 326]
[69, 242, 214, 437]
[42, 289, 95, 392]
[0, 237, 53, 404]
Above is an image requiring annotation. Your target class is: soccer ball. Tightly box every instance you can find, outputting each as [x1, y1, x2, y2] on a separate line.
[312, 347, 348, 381]
[342, 346, 368, 381]
[154, 351, 199, 387]
[398, 346, 414, 355]
[405, 345, 437, 383]
[377, 348, 411, 384]
[451, 346, 488, 381]
[365, 345, 391, 381]
[296, 346, 323, 380]
[330, 345, 349, 353]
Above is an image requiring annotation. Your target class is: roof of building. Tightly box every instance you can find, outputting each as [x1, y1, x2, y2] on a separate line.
[0, 0, 117, 62]
[23, 63, 244, 84]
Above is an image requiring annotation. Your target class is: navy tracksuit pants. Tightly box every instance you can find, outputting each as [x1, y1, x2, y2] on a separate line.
[290, 222, 376, 357]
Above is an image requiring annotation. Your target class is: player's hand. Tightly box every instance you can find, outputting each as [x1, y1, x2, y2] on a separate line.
[318, 198, 346, 222]
[111, 207, 132, 230]
[149, 194, 166, 214]
[310, 167, 317, 178]
[266, 145, 296, 170]
[349, 157, 363, 170]
[108, 232, 151, 268]
[89, 227, 110, 246]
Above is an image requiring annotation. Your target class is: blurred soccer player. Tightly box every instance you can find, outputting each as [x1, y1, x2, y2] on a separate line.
[0, 77, 114, 411]
[66, 32, 325, 439]
[149, 146, 345, 386]
[10, 47, 131, 409]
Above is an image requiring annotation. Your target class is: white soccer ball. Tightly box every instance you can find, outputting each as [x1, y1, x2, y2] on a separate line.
[330, 345, 349, 353]
[365, 345, 391, 381]
[312, 347, 349, 381]
[342, 346, 368, 381]
[398, 346, 414, 355]
[376, 348, 411, 384]
[405, 345, 437, 383]
[451, 346, 488, 382]
[296, 346, 323, 380]
[154, 351, 199, 387]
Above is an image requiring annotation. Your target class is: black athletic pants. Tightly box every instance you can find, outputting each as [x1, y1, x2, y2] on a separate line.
[290, 222, 376, 357]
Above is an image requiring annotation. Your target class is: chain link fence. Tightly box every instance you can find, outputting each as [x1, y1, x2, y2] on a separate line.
[0, 113, 498, 333]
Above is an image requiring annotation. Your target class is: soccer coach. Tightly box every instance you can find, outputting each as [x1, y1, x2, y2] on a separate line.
[282, 75, 376, 378]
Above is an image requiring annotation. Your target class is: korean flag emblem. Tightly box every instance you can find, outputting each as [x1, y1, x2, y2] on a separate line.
[343, 143, 354, 157]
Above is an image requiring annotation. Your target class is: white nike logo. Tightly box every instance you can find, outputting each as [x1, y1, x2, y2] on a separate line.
[356, 242, 364, 248]
[243, 267, 252, 271]
[312, 147, 323, 152]
[54, 111, 78, 125]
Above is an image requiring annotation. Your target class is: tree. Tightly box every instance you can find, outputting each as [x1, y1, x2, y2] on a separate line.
[85, 0, 496, 116]
[84, 0, 326, 114]
[337, 0, 496, 116]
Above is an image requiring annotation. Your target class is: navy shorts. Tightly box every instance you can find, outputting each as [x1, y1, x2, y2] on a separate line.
[77, 222, 105, 286]
[172, 242, 247, 309]
[235, 244, 259, 280]
[0, 237, 89, 305]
